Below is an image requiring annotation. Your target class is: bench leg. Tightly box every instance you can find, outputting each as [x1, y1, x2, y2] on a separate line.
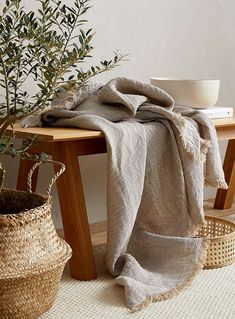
[52, 141, 97, 280]
[214, 139, 235, 209]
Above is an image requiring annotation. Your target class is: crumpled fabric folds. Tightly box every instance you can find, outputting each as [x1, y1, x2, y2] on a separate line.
[23, 77, 227, 310]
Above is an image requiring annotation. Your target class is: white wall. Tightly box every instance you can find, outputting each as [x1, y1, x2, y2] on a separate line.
[1, 0, 235, 226]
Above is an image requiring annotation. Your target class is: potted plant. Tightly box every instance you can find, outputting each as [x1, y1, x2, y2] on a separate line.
[0, 0, 124, 317]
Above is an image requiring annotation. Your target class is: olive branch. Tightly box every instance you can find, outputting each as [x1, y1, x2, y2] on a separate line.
[0, 0, 126, 191]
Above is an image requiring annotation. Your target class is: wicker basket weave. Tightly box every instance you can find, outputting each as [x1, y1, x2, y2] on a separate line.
[0, 161, 72, 319]
[196, 216, 235, 269]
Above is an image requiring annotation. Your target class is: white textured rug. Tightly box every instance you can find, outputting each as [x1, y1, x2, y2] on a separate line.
[41, 245, 235, 319]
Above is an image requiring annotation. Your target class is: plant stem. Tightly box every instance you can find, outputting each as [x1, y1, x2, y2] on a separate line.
[59, 3, 82, 67]
[0, 56, 10, 118]
[0, 116, 17, 139]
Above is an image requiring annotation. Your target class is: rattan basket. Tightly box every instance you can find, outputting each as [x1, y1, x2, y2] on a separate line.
[0, 161, 72, 319]
[196, 216, 235, 269]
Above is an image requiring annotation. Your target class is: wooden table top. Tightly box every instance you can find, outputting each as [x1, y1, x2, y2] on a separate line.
[7, 123, 103, 142]
[6, 115, 235, 142]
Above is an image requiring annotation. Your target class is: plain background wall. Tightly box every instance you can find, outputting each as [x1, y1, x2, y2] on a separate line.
[1, 0, 235, 226]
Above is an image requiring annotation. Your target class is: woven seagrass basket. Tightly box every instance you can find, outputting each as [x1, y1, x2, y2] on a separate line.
[196, 216, 235, 269]
[0, 161, 72, 319]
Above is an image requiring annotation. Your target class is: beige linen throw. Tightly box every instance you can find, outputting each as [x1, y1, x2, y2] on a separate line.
[23, 78, 227, 310]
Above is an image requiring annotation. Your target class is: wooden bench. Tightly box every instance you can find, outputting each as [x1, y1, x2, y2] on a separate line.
[8, 116, 235, 280]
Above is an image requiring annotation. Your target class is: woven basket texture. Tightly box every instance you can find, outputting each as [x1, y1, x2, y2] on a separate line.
[0, 188, 72, 319]
[197, 216, 235, 269]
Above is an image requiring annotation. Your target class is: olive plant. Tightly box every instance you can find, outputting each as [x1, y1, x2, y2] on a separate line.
[0, 0, 125, 191]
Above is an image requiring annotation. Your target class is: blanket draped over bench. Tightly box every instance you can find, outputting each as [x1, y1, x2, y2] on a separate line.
[23, 77, 227, 310]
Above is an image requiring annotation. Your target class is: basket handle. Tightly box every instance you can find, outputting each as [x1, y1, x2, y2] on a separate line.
[27, 160, 65, 197]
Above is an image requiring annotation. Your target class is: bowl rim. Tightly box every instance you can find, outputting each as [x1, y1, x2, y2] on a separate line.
[150, 77, 220, 83]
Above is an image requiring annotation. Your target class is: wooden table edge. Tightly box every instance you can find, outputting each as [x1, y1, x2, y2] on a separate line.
[6, 116, 235, 142]
[6, 124, 104, 142]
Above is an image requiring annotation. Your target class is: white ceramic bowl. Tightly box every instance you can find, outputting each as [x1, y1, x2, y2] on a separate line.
[150, 78, 220, 109]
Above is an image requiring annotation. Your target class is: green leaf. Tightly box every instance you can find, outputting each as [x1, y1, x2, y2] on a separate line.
[0, 0, 126, 162]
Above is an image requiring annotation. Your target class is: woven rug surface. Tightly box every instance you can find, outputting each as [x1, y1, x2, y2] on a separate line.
[41, 244, 235, 319]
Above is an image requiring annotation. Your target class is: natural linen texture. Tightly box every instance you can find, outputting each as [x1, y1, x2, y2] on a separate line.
[23, 77, 227, 310]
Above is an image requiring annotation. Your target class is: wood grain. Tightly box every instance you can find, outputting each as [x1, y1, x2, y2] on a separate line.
[7, 115, 235, 142]
[205, 199, 235, 218]
[214, 139, 235, 209]
[51, 141, 97, 280]
[7, 123, 103, 142]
